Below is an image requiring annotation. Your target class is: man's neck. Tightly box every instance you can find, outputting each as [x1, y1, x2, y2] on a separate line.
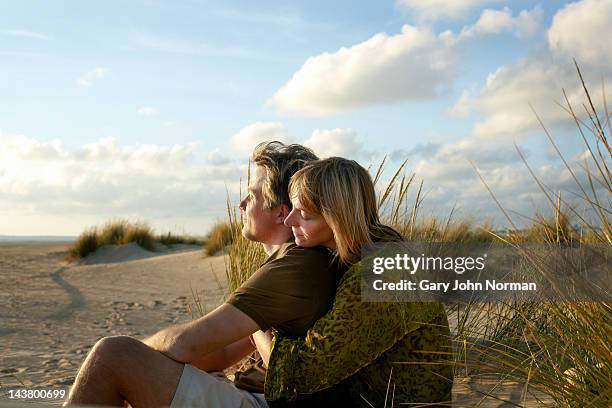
[261, 231, 293, 256]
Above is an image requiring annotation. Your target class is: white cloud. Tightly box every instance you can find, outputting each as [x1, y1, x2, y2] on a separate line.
[4, 29, 52, 41]
[228, 123, 372, 160]
[399, 135, 606, 227]
[396, 0, 502, 21]
[268, 6, 546, 117]
[0, 134, 244, 235]
[0, 134, 66, 160]
[230, 122, 294, 155]
[451, 0, 612, 139]
[451, 59, 575, 138]
[77, 67, 110, 87]
[137, 106, 160, 116]
[548, 0, 612, 68]
[390, 142, 441, 161]
[459, 6, 542, 39]
[303, 128, 365, 158]
[207, 148, 232, 165]
[268, 25, 457, 115]
[73, 137, 201, 170]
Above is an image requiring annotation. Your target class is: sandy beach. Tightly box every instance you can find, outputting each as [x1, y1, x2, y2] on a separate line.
[0, 242, 552, 407]
[1, 242, 227, 406]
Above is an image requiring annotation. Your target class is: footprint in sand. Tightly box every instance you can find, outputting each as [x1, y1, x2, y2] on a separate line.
[147, 300, 166, 308]
[51, 376, 74, 386]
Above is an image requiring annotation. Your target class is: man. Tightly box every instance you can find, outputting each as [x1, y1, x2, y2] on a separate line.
[65, 142, 339, 407]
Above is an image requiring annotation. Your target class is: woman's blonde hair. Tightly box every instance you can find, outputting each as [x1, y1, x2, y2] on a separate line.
[289, 157, 402, 264]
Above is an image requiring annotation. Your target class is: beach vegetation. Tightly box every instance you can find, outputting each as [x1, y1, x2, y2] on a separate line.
[202, 221, 235, 256]
[221, 65, 611, 407]
[158, 231, 204, 246]
[67, 220, 204, 260]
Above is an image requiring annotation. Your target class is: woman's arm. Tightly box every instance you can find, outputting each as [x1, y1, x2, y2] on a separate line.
[252, 329, 273, 367]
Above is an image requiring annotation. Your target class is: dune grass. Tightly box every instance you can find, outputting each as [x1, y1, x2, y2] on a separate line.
[158, 231, 204, 246]
[67, 220, 155, 260]
[220, 65, 611, 406]
[202, 221, 235, 256]
[67, 220, 205, 260]
[457, 64, 611, 408]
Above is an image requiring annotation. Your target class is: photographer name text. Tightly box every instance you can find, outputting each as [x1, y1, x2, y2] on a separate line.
[372, 279, 537, 292]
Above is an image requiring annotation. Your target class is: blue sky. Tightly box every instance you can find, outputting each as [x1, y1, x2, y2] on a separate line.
[1, 0, 610, 235]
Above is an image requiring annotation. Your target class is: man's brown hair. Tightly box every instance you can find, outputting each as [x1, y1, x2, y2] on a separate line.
[252, 141, 318, 209]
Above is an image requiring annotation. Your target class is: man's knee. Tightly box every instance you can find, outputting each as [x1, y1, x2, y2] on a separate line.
[89, 336, 144, 369]
[81, 336, 146, 389]
[84, 336, 183, 406]
[92, 335, 136, 354]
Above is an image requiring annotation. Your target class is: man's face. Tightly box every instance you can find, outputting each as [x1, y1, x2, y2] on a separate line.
[238, 165, 279, 243]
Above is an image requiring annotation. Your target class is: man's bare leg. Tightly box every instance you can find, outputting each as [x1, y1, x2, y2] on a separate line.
[65, 336, 184, 407]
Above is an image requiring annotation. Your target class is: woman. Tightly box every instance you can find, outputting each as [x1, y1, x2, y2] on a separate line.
[262, 157, 453, 407]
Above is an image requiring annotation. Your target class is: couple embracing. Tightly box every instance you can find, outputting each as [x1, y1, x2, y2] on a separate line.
[65, 141, 452, 407]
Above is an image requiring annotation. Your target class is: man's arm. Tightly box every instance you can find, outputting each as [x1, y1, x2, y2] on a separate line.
[143, 303, 260, 363]
[190, 337, 255, 372]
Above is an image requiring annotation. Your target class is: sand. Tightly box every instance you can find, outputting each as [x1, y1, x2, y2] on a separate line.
[1, 242, 227, 406]
[0, 243, 552, 407]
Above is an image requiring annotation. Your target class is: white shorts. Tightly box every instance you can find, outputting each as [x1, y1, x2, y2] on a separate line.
[170, 364, 268, 408]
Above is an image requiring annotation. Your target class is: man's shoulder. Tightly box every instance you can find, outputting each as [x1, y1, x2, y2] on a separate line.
[242, 244, 337, 287]
[270, 243, 335, 270]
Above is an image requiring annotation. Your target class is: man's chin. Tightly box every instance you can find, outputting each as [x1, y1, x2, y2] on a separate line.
[241, 227, 257, 242]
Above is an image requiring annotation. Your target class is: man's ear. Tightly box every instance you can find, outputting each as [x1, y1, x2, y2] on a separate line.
[276, 204, 290, 224]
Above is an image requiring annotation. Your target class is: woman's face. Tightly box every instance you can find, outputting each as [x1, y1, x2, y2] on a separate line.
[285, 195, 336, 249]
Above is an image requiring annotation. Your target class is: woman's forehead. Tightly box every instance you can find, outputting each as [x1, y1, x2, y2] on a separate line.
[289, 193, 301, 206]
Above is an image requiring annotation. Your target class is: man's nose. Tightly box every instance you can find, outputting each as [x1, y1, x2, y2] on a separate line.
[238, 197, 247, 211]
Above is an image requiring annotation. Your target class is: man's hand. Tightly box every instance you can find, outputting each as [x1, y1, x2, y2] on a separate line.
[143, 303, 260, 363]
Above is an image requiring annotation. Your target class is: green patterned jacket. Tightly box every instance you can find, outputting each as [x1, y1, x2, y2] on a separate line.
[265, 262, 453, 407]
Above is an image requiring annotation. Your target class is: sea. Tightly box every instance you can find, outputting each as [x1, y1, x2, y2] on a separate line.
[0, 235, 76, 244]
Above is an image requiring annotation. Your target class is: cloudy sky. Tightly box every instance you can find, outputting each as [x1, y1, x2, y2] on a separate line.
[1, 0, 610, 236]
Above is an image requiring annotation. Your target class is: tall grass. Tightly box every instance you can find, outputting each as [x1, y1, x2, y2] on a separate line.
[203, 221, 235, 256]
[461, 63, 611, 407]
[220, 65, 610, 406]
[223, 176, 267, 293]
[158, 231, 204, 246]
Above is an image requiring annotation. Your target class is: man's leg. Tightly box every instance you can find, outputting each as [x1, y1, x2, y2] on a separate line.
[65, 336, 184, 407]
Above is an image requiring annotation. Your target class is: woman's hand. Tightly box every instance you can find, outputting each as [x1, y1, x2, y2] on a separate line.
[251, 329, 273, 367]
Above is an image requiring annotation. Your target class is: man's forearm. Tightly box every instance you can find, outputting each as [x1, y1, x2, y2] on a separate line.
[141, 304, 260, 364]
[191, 337, 255, 372]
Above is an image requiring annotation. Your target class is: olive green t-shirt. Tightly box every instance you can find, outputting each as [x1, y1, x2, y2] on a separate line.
[226, 242, 340, 338]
